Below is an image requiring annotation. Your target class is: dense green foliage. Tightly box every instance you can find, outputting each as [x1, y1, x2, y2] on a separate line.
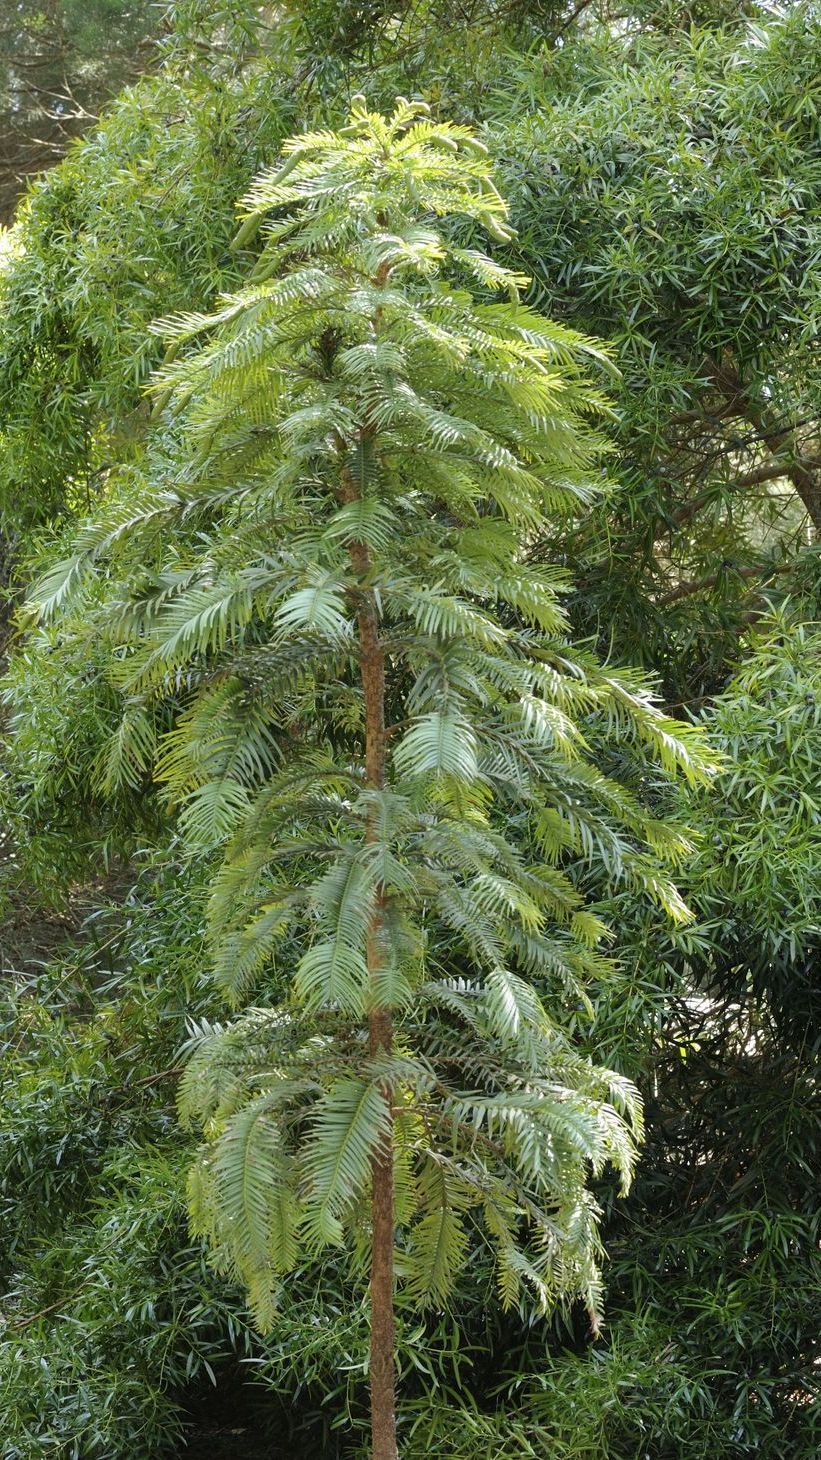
[0, 1, 818, 1456]
[487, 17, 821, 697]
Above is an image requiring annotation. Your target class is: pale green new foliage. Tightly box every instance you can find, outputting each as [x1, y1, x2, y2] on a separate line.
[32, 101, 714, 1332]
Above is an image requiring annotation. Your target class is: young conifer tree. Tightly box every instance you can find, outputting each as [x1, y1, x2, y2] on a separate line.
[33, 100, 712, 1458]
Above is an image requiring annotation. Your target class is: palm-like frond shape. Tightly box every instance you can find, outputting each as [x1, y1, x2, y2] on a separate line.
[178, 973, 643, 1323]
[303, 1079, 391, 1247]
[188, 1091, 297, 1330]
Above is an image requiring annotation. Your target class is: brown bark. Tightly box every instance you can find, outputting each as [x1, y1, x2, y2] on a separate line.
[368, 1002, 396, 1460]
[341, 452, 398, 1460]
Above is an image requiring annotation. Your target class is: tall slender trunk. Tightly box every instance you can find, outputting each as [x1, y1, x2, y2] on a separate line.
[368, 1002, 396, 1460]
[343, 459, 398, 1460]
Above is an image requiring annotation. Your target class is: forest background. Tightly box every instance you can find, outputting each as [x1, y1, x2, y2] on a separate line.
[0, 1, 817, 1457]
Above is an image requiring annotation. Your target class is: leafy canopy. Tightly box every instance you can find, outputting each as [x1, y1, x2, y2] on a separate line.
[31, 99, 713, 1333]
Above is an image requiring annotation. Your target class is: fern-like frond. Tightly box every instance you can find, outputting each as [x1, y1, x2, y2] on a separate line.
[405, 1156, 470, 1306]
[190, 1093, 297, 1330]
[212, 898, 298, 1002]
[294, 939, 369, 1014]
[25, 100, 716, 1351]
[394, 710, 479, 781]
[302, 1078, 390, 1247]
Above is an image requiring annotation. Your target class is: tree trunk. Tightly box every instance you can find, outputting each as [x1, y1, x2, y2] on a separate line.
[361, 604, 398, 1460]
[343, 454, 398, 1460]
[368, 1005, 396, 1460]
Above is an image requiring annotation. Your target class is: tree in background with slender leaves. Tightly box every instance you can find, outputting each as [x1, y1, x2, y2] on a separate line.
[32, 101, 713, 1457]
[482, 12, 821, 700]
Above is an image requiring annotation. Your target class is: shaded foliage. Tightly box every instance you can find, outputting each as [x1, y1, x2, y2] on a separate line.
[0, 0, 161, 222]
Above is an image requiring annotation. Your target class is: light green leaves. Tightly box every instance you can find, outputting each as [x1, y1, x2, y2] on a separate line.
[187, 1070, 392, 1324]
[302, 1079, 391, 1247]
[15, 96, 715, 1352]
[240, 98, 511, 247]
[483, 966, 548, 1042]
[188, 1093, 299, 1331]
[406, 1159, 470, 1306]
[293, 852, 382, 1012]
[180, 988, 644, 1325]
[402, 587, 508, 651]
[274, 582, 352, 642]
[322, 498, 397, 551]
[29, 555, 94, 620]
[294, 939, 370, 1014]
[212, 900, 296, 1002]
[395, 711, 479, 781]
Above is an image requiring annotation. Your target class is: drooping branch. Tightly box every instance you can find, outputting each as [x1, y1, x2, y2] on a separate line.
[669, 462, 801, 530]
[656, 561, 794, 607]
[707, 357, 821, 535]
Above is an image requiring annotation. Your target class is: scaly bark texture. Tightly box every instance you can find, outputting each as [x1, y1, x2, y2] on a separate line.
[343, 449, 398, 1460]
[367, 1001, 396, 1460]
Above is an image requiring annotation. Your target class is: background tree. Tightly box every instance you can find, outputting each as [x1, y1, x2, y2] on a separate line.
[483, 12, 821, 698]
